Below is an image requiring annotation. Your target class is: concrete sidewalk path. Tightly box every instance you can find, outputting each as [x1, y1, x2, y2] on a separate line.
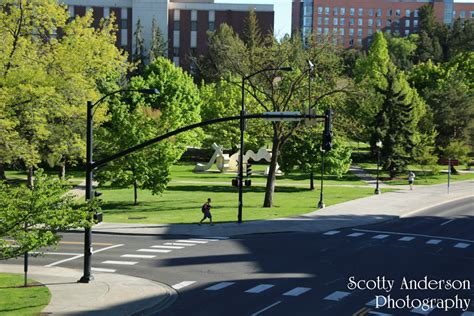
[0, 265, 176, 316]
[89, 180, 473, 238]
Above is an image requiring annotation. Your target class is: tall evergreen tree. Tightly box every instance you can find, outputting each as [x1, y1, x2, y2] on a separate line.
[133, 18, 146, 74]
[149, 16, 167, 62]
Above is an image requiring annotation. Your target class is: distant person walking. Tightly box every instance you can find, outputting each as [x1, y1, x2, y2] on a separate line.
[408, 171, 416, 190]
[199, 198, 213, 225]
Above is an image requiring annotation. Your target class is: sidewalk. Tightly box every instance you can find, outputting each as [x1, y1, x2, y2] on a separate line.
[0, 265, 176, 316]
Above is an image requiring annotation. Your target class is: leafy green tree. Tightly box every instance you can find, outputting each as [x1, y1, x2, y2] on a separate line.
[149, 16, 167, 62]
[442, 141, 470, 173]
[96, 57, 202, 203]
[280, 127, 352, 189]
[354, 32, 390, 89]
[386, 34, 418, 71]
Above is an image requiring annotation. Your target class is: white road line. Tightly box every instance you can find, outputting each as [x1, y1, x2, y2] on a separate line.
[32, 252, 82, 256]
[121, 254, 156, 259]
[176, 240, 208, 244]
[91, 267, 116, 273]
[251, 301, 282, 316]
[205, 282, 235, 291]
[282, 287, 311, 296]
[454, 242, 471, 249]
[151, 245, 184, 249]
[366, 299, 376, 306]
[353, 228, 474, 244]
[324, 291, 351, 301]
[426, 239, 442, 245]
[245, 284, 275, 293]
[102, 260, 138, 265]
[399, 236, 415, 242]
[347, 233, 365, 237]
[373, 234, 389, 239]
[45, 244, 124, 267]
[191, 238, 220, 242]
[172, 281, 196, 290]
[411, 306, 434, 314]
[440, 219, 455, 226]
[137, 248, 172, 253]
[323, 230, 340, 235]
[164, 242, 196, 246]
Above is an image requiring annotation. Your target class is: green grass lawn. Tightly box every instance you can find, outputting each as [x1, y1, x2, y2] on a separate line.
[5, 170, 84, 186]
[0, 273, 50, 316]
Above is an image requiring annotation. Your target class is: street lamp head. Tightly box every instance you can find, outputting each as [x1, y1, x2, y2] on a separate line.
[139, 88, 160, 94]
[278, 67, 293, 72]
[376, 140, 383, 148]
[307, 60, 314, 71]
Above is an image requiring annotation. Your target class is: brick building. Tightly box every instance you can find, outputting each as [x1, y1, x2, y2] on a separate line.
[61, 0, 274, 69]
[292, 0, 474, 49]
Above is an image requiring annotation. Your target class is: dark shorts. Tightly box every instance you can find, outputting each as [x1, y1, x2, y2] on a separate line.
[203, 212, 212, 219]
[408, 180, 413, 184]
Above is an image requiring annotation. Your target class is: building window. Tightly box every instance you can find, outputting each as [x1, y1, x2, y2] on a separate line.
[333, 7, 338, 15]
[318, 7, 323, 14]
[349, 18, 354, 26]
[396, 9, 401, 17]
[340, 28, 345, 36]
[460, 10, 465, 18]
[340, 18, 345, 26]
[349, 28, 354, 36]
[376, 8, 382, 17]
[414, 10, 419, 18]
[368, 19, 373, 27]
[350, 8, 355, 16]
[333, 27, 338, 33]
[387, 9, 392, 16]
[303, 3, 312, 15]
[358, 8, 363, 16]
[405, 9, 411, 17]
[387, 19, 392, 27]
[358, 18, 363, 26]
[471, 11, 474, 18]
[120, 19, 128, 29]
[324, 17, 329, 25]
[405, 20, 410, 27]
[317, 27, 322, 34]
[413, 19, 418, 28]
[191, 21, 197, 31]
[173, 21, 180, 31]
[368, 29, 373, 36]
[173, 47, 179, 57]
[405, 30, 410, 36]
[340, 8, 346, 16]
[369, 9, 374, 17]
[376, 18, 382, 27]
[208, 21, 215, 31]
[325, 7, 330, 15]
[358, 28, 363, 37]
[324, 28, 329, 34]
[394, 19, 400, 28]
[333, 18, 338, 26]
[317, 17, 322, 25]
[349, 38, 354, 46]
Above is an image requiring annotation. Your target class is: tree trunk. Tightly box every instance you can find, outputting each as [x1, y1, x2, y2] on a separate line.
[310, 171, 314, 190]
[58, 163, 66, 180]
[263, 131, 280, 208]
[134, 181, 138, 205]
[27, 167, 34, 188]
[0, 162, 6, 180]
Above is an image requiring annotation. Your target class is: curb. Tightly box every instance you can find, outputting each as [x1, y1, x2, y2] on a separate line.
[136, 282, 178, 316]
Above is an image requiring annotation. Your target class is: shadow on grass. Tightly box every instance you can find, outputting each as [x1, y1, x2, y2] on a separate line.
[165, 185, 309, 193]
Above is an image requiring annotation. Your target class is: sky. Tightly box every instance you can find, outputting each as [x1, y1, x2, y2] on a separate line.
[217, 0, 292, 38]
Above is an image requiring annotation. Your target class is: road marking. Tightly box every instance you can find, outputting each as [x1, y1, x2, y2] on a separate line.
[352, 228, 474, 244]
[353, 307, 370, 316]
[176, 240, 208, 244]
[91, 267, 116, 273]
[324, 230, 341, 235]
[283, 287, 311, 296]
[172, 281, 196, 290]
[45, 244, 124, 267]
[454, 242, 471, 249]
[151, 245, 184, 249]
[121, 254, 156, 259]
[411, 306, 433, 314]
[366, 299, 376, 306]
[324, 291, 351, 301]
[251, 301, 282, 316]
[373, 234, 389, 239]
[399, 236, 415, 242]
[137, 248, 172, 253]
[440, 219, 455, 226]
[245, 284, 274, 293]
[164, 242, 196, 246]
[191, 238, 220, 242]
[205, 282, 235, 291]
[58, 241, 113, 246]
[205, 236, 229, 240]
[102, 260, 138, 265]
[32, 252, 82, 256]
[348, 233, 365, 237]
[426, 239, 442, 245]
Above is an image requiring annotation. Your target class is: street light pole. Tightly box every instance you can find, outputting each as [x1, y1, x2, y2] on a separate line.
[374, 140, 382, 195]
[78, 89, 158, 283]
[318, 148, 325, 209]
[237, 67, 292, 224]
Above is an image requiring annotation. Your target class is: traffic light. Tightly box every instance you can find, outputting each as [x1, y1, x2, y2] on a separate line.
[322, 132, 333, 151]
[232, 178, 239, 187]
[246, 163, 253, 177]
[322, 109, 333, 151]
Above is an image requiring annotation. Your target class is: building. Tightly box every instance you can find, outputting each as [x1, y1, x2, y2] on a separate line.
[61, 0, 274, 69]
[292, 0, 474, 49]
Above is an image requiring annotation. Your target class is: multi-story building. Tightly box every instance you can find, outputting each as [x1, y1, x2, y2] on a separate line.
[61, 0, 274, 69]
[292, 0, 474, 49]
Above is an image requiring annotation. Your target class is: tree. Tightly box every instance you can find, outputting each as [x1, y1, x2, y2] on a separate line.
[133, 17, 146, 74]
[149, 16, 167, 62]
[442, 141, 470, 173]
[96, 57, 202, 203]
[200, 15, 348, 207]
[386, 34, 418, 71]
[0, 170, 93, 284]
[280, 127, 352, 189]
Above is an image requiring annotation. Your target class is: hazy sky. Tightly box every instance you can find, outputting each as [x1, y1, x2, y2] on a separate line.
[217, 0, 292, 38]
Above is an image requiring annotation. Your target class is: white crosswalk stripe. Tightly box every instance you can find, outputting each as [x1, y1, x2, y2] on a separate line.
[323, 230, 340, 235]
[176, 239, 208, 244]
[373, 234, 389, 239]
[102, 260, 138, 265]
[151, 245, 184, 249]
[347, 233, 365, 237]
[172, 281, 196, 290]
[411, 306, 434, 314]
[426, 239, 442, 245]
[164, 242, 196, 246]
[282, 287, 311, 297]
[245, 284, 274, 293]
[454, 242, 470, 249]
[92, 267, 116, 273]
[324, 291, 351, 301]
[137, 248, 171, 253]
[121, 254, 156, 259]
[191, 238, 220, 242]
[205, 282, 235, 291]
[398, 236, 415, 242]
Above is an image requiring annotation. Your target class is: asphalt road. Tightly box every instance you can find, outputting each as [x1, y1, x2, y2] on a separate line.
[2, 197, 473, 316]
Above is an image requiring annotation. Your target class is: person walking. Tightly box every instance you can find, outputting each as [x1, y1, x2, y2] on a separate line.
[408, 171, 416, 190]
[199, 198, 213, 225]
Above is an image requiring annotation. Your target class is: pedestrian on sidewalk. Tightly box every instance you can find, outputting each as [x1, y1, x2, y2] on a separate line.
[408, 171, 416, 190]
[199, 198, 213, 225]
